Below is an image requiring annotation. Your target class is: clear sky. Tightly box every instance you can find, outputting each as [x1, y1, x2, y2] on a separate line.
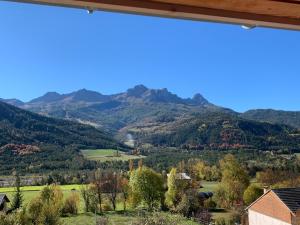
[1, 1, 300, 112]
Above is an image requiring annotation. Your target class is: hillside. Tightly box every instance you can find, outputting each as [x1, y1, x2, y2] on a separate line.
[0, 101, 127, 174]
[130, 112, 300, 151]
[241, 109, 300, 129]
[0, 101, 124, 148]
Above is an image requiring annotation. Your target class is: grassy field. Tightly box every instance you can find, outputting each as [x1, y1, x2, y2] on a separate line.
[81, 149, 145, 162]
[0, 184, 84, 208]
[61, 211, 199, 225]
[212, 210, 233, 220]
[61, 212, 138, 225]
[0, 184, 198, 225]
[200, 181, 219, 192]
[0, 181, 228, 224]
[0, 184, 82, 192]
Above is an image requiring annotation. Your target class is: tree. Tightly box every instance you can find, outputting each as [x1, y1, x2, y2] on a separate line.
[191, 160, 207, 180]
[177, 161, 185, 173]
[92, 169, 105, 214]
[210, 165, 221, 181]
[165, 168, 179, 209]
[120, 175, 130, 211]
[129, 167, 164, 210]
[103, 171, 120, 211]
[215, 154, 249, 208]
[80, 185, 92, 213]
[243, 184, 263, 205]
[129, 159, 134, 172]
[11, 171, 23, 211]
[40, 185, 64, 211]
[176, 189, 202, 217]
[138, 159, 143, 168]
[28, 185, 63, 225]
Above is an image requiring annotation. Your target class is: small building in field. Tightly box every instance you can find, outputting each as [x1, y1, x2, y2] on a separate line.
[167, 172, 191, 180]
[247, 188, 300, 225]
[0, 194, 10, 213]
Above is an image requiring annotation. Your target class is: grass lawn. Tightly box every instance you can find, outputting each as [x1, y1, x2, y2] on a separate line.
[62, 212, 139, 225]
[212, 210, 233, 220]
[0, 184, 82, 192]
[81, 149, 145, 162]
[200, 181, 219, 192]
[62, 211, 199, 225]
[295, 153, 300, 159]
[0, 184, 84, 207]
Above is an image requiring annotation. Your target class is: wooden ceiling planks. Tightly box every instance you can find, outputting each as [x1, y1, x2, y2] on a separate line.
[6, 0, 300, 30]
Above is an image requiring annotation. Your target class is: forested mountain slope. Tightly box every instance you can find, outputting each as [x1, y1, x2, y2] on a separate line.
[0, 101, 127, 174]
[130, 112, 300, 151]
[241, 109, 300, 129]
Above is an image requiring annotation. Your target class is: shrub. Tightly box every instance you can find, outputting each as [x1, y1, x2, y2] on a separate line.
[131, 212, 194, 225]
[102, 202, 113, 212]
[214, 213, 241, 225]
[243, 184, 263, 206]
[39, 203, 62, 225]
[62, 192, 80, 215]
[0, 213, 16, 225]
[214, 217, 226, 225]
[194, 209, 212, 225]
[203, 198, 217, 209]
[28, 197, 44, 224]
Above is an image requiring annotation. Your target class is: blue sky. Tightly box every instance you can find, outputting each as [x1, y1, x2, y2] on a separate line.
[1, 1, 300, 112]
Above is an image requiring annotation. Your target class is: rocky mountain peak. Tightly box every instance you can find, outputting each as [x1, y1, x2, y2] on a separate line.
[29, 92, 62, 103]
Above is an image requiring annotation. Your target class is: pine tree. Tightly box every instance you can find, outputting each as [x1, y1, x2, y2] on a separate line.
[11, 171, 23, 210]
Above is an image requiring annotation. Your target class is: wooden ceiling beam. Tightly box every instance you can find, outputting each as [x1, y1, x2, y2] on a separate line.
[5, 0, 300, 30]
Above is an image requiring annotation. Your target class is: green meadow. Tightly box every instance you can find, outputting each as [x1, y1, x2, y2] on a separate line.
[81, 149, 145, 162]
[0, 181, 225, 224]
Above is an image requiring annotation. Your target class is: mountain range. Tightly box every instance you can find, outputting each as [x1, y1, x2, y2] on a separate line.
[1, 85, 300, 151]
[0, 85, 231, 132]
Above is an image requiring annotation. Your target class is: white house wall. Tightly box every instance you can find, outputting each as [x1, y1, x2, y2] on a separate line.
[249, 210, 291, 225]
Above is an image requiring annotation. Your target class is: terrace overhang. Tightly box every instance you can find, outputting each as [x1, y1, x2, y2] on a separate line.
[5, 0, 300, 30]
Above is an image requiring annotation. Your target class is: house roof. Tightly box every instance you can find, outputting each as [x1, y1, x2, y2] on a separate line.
[247, 187, 300, 215]
[167, 173, 191, 180]
[272, 188, 300, 214]
[0, 194, 10, 204]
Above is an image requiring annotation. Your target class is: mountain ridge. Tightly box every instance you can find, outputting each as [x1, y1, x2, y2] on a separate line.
[1, 85, 228, 133]
[3, 85, 213, 107]
[2, 85, 300, 146]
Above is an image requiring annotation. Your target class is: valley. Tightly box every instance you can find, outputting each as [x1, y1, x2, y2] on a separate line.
[1, 85, 300, 225]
